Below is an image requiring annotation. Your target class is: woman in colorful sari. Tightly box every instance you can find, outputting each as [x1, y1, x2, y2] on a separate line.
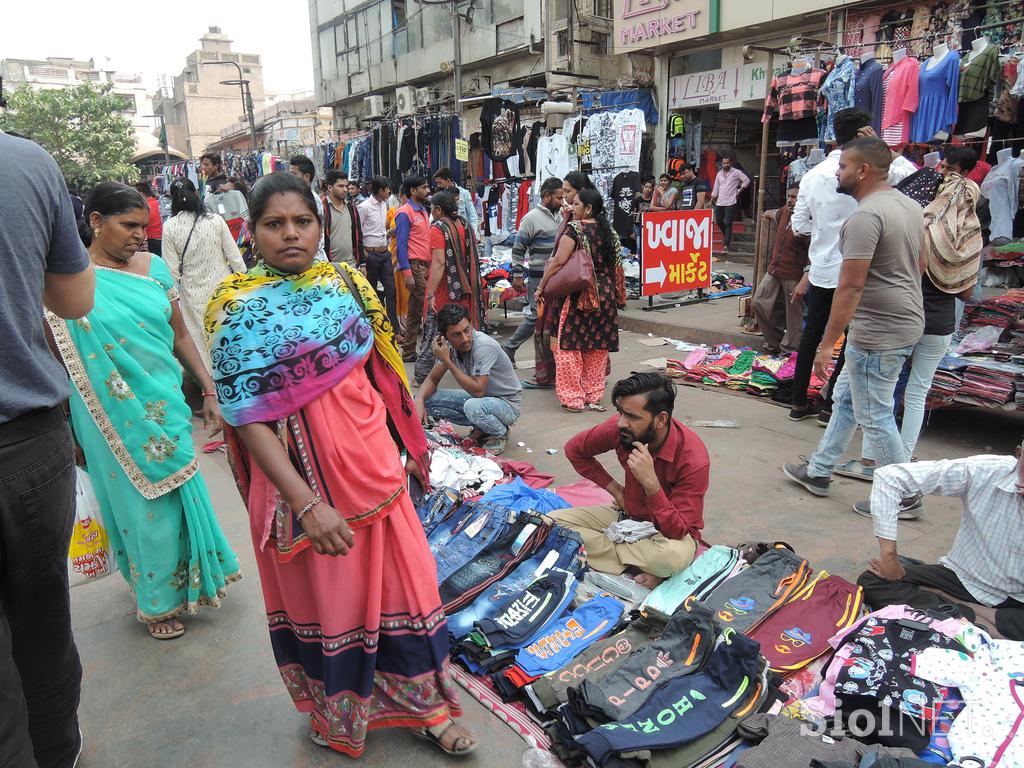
[414, 190, 482, 383]
[206, 173, 473, 758]
[46, 182, 241, 640]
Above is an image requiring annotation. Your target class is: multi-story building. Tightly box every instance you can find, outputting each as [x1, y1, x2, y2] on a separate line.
[0, 56, 178, 159]
[152, 27, 268, 157]
[307, 0, 627, 130]
[206, 93, 334, 154]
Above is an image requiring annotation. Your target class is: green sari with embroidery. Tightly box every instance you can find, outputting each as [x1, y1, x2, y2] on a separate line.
[48, 255, 240, 622]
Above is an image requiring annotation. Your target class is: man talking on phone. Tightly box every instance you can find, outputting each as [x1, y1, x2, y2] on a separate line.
[415, 304, 522, 455]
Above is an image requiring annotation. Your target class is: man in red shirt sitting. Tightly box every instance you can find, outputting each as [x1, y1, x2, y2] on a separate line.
[552, 373, 711, 587]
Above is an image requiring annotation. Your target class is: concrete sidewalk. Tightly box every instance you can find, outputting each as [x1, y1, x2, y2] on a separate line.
[71, 324, 1024, 767]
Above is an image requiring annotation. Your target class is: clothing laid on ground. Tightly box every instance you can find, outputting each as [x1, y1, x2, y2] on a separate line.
[164, 212, 247, 375]
[48, 255, 241, 622]
[474, 568, 576, 649]
[735, 714, 917, 767]
[642, 546, 742, 615]
[568, 601, 717, 721]
[748, 572, 861, 672]
[913, 637, 1024, 766]
[574, 631, 761, 765]
[209, 261, 456, 758]
[530, 625, 649, 712]
[702, 547, 810, 634]
[840, 189, 925, 351]
[514, 595, 625, 677]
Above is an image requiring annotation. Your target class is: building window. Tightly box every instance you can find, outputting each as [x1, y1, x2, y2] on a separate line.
[497, 17, 524, 52]
[592, 30, 609, 55]
[594, 0, 612, 18]
[557, 30, 568, 57]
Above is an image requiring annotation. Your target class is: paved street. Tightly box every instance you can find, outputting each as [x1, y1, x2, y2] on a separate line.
[72, 315, 1024, 767]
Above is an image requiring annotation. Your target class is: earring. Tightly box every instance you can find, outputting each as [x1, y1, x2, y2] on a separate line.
[252, 246, 263, 262]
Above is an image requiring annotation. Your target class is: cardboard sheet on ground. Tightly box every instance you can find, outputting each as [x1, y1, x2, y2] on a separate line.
[638, 337, 668, 347]
[639, 357, 668, 369]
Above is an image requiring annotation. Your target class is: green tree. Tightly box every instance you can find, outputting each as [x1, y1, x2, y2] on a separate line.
[0, 82, 139, 189]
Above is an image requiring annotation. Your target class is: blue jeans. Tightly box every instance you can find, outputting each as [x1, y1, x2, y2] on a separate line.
[808, 342, 914, 479]
[426, 388, 519, 437]
[862, 333, 952, 463]
[428, 501, 513, 584]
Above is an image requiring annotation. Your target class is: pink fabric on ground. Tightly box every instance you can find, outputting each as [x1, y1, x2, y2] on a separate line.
[554, 479, 614, 508]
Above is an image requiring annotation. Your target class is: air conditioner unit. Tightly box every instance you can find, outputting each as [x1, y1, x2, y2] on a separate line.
[395, 85, 417, 115]
[416, 87, 435, 106]
[364, 94, 385, 118]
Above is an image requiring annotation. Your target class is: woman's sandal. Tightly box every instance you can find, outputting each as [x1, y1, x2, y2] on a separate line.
[585, 403, 607, 412]
[561, 404, 584, 413]
[413, 719, 477, 756]
[147, 618, 185, 640]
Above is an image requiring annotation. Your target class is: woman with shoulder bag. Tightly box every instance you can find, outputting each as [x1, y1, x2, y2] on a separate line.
[536, 189, 625, 412]
[164, 179, 247, 376]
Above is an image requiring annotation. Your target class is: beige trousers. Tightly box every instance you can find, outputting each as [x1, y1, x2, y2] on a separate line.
[548, 504, 696, 578]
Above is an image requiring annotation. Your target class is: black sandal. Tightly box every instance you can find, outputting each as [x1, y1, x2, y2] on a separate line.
[413, 719, 477, 756]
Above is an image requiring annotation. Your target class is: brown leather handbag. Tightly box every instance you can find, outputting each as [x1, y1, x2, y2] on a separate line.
[545, 221, 595, 299]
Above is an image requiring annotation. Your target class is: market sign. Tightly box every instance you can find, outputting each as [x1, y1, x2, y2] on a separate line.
[669, 61, 781, 109]
[614, 0, 719, 53]
[640, 210, 713, 296]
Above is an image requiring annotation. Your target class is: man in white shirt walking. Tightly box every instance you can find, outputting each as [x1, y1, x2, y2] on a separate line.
[788, 109, 917, 422]
[709, 152, 749, 254]
[857, 448, 1024, 640]
[358, 175, 398, 331]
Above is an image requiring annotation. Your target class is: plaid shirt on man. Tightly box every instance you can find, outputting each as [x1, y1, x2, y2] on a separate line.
[762, 69, 826, 122]
[870, 455, 1024, 606]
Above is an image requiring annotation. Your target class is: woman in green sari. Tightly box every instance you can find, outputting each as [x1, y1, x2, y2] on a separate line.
[47, 182, 240, 640]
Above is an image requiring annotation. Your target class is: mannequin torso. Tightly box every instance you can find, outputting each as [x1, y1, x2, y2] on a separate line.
[926, 43, 950, 71]
[892, 48, 907, 64]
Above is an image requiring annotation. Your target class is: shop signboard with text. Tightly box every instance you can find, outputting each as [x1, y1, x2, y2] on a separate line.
[614, 0, 720, 53]
[669, 61, 784, 109]
[640, 210, 713, 296]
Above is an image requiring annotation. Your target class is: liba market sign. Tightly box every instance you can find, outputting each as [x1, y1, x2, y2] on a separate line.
[669, 61, 786, 109]
[615, 0, 719, 52]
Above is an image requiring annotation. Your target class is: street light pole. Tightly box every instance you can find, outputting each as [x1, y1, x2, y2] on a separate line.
[199, 60, 258, 150]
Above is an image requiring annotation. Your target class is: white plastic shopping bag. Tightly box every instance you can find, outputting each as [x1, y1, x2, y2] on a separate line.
[68, 468, 118, 586]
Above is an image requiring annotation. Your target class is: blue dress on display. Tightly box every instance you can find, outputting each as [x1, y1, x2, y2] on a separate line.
[819, 57, 857, 143]
[911, 50, 961, 143]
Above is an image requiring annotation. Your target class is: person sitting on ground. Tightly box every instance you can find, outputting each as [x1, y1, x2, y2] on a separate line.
[415, 303, 522, 455]
[858, 445, 1024, 641]
[552, 373, 710, 588]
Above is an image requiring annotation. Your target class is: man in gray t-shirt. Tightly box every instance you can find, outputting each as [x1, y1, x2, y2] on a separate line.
[784, 137, 926, 514]
[416, 304, 522, 454]
[0, 132, 95, 766]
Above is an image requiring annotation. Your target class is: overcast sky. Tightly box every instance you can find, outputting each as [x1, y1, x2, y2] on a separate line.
[1, 1, 315, 94]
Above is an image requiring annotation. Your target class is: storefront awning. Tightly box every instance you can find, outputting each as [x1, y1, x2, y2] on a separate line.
[580, 89, 659, 125]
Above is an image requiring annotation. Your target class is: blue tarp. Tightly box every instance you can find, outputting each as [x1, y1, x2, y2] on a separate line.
[477, 477, 570, 514]
[580, 88, 659, 125]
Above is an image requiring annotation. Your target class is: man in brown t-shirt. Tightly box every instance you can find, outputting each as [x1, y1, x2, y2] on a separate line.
[752, 186, 810, 354]
[784, 137, 925, 516]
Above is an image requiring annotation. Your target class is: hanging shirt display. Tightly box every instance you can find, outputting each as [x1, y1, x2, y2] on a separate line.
[611, 172, 641, 239]
[819, 57, 857, 143]
[957, 42, 999, 134]
[534, 134, 572, 192]
[911, 50, 961, 143]
[612, 108, 646, 171]
[481, 99, 521, 162]
[882, 56, 920, 146]
[582, 112, 617, 171]
[855, 58, 884, 134]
